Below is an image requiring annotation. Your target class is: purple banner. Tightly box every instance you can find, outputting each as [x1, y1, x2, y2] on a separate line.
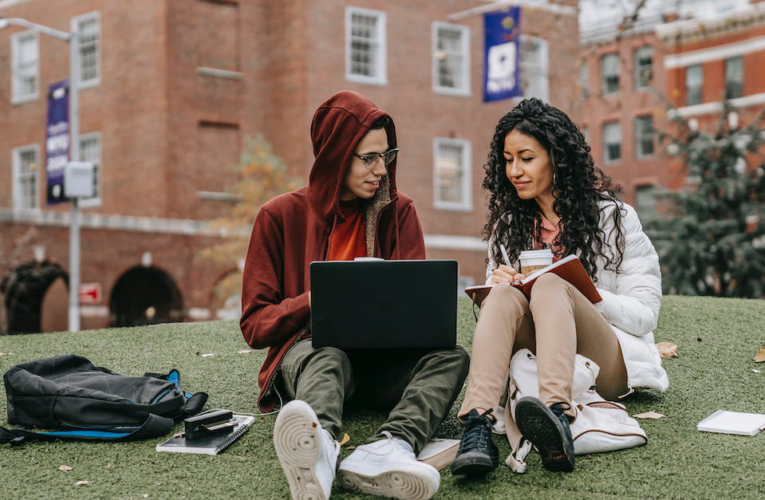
[46, 80, 69, 205]
[483, 8, 522, 103]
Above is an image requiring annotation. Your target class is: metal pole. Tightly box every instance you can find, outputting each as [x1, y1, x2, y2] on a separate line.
[68, 31, 80, 332]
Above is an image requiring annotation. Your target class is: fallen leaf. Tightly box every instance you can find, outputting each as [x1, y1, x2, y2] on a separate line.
[586, 454, 594, 460]
[754, 347, 765, 363]
[752, 369, 760, 373]
[105, 463, 113, 470]
[347, 446, 356, 450]
[237, 349, 251, 354]
[634, 411, 665, 419]
[143, 495, 149, 499]
[201, 353, 214, 358]
[657, 342, 678, 358]
[0, 352, 8, 356]
[75, 481, 89, 486]
[58, 465, 72, 472]
[339, 433, 351, 446]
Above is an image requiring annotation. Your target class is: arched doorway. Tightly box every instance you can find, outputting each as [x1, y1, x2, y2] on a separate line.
[109, 266, 184, 327]
[1, 261, 68, 334]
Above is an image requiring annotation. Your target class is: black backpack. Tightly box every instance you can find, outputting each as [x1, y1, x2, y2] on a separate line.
[1, 354, 207, 445]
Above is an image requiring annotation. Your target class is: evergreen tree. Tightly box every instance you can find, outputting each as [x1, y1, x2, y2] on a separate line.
[647, 107, 765, 298]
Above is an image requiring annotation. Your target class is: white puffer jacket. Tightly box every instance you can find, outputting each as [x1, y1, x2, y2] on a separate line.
[487, 200, 669, 395]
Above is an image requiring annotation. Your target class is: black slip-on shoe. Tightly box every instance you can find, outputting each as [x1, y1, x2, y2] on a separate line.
[515, 397, 575, 472]
[450, 408, 500, 476]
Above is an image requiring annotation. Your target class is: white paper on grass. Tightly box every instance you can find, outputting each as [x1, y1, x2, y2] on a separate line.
[697, 410, 765, 436]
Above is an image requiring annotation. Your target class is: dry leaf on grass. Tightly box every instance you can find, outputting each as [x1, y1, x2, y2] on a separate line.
[237, 349, 252, 354]
[75, 481, 89, 486]
[339, 433, 350, 447]
[657, 342, 678, 358]
[105, 463, 113, 470]
[143, 495, 149, 498]
[0, 352, 9, 356]
[201, 353, 214, 358]
[58, 465, 72, 472]
[754, 347, 765, 363]
[634, 411, 665, 419]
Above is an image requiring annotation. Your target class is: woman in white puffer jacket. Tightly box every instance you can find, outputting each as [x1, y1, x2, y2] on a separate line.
[450, 98, 669, 476]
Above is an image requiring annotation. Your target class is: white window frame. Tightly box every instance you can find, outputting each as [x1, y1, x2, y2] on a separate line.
[602, 121, 621, 164]
[72, 11, 101, 88]
[725, 56, 744, 100]
[78, 132, 102, 208]
[433, 137, 472, 211]
[601, 52, 620, 95]
[11, 30, 39, 104]
[432, 22, 470, 97]
[345, 6, 387, 86]
[634, 46, 653, 90]
[519, 35, 549, 102]
[12, 144, 40, 211]
[685, 64, 703, 106]
[635, 184, 656, 216]
[635, 115, 654, 159]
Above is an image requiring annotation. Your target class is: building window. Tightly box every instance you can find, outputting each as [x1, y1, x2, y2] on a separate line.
[11, 31, 39, 103]
[685, 64, 703, 106]
[601, 53, 619, 95]
[434, 138, 471, 211]
[12, 145, 39, 210]
[520, 36, 549, 101]
[635, 185, 656, 216]
[635, 115, 654, 158]
[725, 57, 743, 100]
[78, 133, 102, 207]
[346, 7, 386, 85]
[73, 12, 101, 86]
[634, 46, 653, 90]
[602, 121, 621, 164]
[580, 60, 588, 97]
[432, 22, 470, 96]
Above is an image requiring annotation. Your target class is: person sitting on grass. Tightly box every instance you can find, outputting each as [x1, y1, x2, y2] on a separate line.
[240, 90, 469, 500]
[450, 98, 668, 475]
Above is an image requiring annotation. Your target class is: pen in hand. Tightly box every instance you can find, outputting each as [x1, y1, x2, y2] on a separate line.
[499, 244, 522, 286]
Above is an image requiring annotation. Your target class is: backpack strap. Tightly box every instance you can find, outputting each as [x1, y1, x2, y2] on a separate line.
[0, 413, 174, 446]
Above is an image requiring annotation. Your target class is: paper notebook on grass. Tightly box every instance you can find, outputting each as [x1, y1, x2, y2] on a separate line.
[697, 410, 765, 436]
[465, 255, 602, 307]
[416, 439, 459, 470]
[156, 415, 255, 455]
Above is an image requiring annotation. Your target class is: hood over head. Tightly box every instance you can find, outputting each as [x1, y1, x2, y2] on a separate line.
[308, 91, 398, 221]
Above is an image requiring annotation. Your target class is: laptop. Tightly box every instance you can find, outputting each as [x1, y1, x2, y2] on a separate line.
[309, 259, 458, 349]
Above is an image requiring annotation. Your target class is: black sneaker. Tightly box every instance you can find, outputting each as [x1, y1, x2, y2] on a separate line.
[515, 397, 575, 472]
[450, 408, 500, 476]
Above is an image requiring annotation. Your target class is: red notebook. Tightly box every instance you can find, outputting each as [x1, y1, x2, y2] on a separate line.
[465, 255, 602, 307]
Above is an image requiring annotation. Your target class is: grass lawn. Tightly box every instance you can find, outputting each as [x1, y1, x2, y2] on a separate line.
[1, 295, 765, 499]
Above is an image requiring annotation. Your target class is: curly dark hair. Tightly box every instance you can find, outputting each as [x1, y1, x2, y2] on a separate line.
[483, 98, 625, 280]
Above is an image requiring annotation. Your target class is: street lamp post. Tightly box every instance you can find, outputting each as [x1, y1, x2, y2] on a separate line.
[1, 17, 82, 332]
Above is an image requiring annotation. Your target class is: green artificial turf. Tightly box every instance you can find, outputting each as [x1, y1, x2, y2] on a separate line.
[1, 295, 764, 499]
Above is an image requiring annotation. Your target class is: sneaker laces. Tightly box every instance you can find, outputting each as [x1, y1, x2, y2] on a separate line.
[457, 408, 494, 454]
[380, 431, 414, 457]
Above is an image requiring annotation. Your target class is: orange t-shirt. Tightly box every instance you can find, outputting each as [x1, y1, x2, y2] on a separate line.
[538, 214, 563, 262]
[327, 200, 367, 261]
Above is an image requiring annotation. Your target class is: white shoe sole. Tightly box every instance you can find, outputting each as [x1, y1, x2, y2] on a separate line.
[273, 401, 331, 500]
[338, 461, 439, 500]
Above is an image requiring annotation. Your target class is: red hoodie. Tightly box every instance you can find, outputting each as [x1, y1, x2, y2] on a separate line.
[240, 91, 426, 411]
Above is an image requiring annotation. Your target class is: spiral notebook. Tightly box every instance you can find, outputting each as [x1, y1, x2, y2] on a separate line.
[156, 415, 255, 455]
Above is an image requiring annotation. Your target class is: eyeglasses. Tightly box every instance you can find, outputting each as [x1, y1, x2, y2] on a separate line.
[352, 148, 400, 169]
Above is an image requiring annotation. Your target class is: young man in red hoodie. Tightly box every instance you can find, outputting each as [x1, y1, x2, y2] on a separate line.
[240, 91, 469, 500]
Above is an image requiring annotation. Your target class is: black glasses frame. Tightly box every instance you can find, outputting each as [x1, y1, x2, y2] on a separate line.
[352, 148, 400, 169]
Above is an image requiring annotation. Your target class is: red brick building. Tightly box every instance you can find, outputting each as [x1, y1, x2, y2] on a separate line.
[578, 0, 765, 215]
[0, 0, 579, 332]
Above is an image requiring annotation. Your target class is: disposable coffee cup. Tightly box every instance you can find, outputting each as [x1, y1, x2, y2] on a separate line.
[519, 249, 554, 276]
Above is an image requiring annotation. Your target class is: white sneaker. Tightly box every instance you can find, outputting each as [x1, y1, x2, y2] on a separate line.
[338, 432, 440, 500]
[273, 400, 340, 500]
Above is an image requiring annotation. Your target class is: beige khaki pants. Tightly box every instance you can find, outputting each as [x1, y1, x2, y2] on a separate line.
[459, 273, 628, 420]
